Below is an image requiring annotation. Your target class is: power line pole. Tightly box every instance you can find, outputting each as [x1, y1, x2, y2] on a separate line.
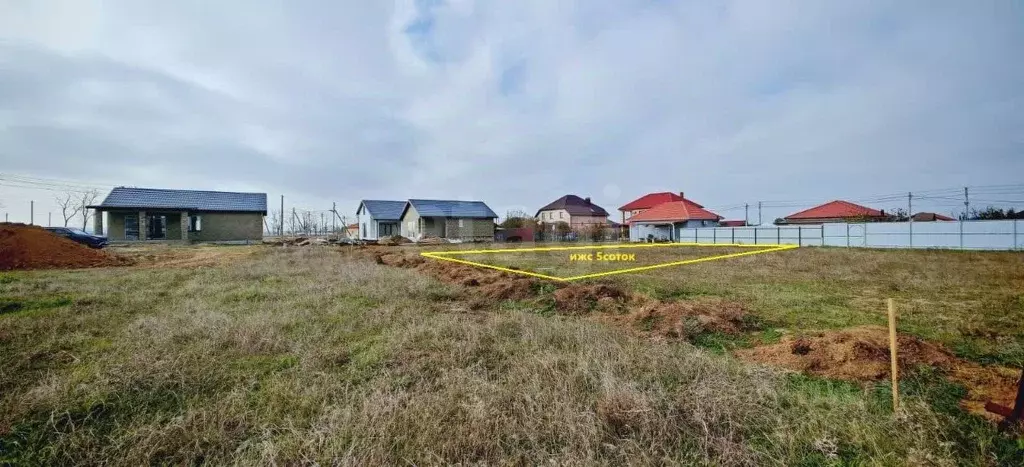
[744, 203, 749, 226]
[48, 212, 52, 227]
[321, 212, 325, 236]
[964, 187, 970, 220]
[908, 192, 913, 247]
[757, 201, 762, 226]
[332, 202, 337, 234]
[30, 200, 34, 225]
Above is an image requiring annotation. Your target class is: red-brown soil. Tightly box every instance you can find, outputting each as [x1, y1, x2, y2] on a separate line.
[734, 326, 1020, 419]
[0, 223, 130, 270]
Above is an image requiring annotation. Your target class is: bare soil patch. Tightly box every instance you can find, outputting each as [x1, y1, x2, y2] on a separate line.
[735, 326, 1020, 418]
[0, 223, 130, 270]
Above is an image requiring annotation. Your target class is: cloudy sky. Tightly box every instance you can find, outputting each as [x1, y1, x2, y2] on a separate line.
[1, 0, 1022, 227]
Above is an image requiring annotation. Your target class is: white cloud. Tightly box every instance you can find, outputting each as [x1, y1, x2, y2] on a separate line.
[1, 0, 1022, 225]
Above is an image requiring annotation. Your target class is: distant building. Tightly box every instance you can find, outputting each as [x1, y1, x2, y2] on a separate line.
[399, 199, 498, 241]
[535, 194, 609, 231]
[720, 220, 747, 227]
[618, 191, 686, 225]
[88, 187, 266, 242]
[912, 212, 956, 222]
[356, 200, 405, 240]
[627, 199, 722, 241]
[783, 200, 887, 224]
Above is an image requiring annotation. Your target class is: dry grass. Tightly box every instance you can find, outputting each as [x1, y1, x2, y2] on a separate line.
[0, 246, 1020, 465]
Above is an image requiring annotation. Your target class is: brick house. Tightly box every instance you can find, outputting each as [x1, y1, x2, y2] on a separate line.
[783, 200, 887, 224]
[399, 199, 498, 241]
[88, 187, 266, 242]
[535, 195, 610, 231]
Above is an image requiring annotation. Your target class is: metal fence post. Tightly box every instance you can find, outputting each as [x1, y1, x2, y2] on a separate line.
[754, 228, 758, 245]
[732, 228, 735, 243]
[695, 228, 698, 243]
[959, 220, 964, 250]
[846, 223, 850, 248]
[798, 226, 802, 246]
[777, 227, 781, 245]
[713, 228, 717, 244]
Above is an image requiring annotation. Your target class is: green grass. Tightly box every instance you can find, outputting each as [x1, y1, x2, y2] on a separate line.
[0, 247, 1020, 465]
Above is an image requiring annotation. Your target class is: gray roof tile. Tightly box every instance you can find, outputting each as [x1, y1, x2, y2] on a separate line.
[94, 187, 267, 213]
[358, 200, 406, 221]
[405, 199, 498, 218]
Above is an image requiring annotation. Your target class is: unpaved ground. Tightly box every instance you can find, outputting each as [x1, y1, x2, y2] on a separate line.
[111, 243, 265, 268]
[735, 327, 1021, 420]
[0, 224, 131, 270]
[351, 245, 1021, 421]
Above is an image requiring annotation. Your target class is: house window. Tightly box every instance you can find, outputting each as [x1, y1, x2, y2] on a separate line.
[458, 219, 464, 228]
[188, 215, 202, 232]
[559, 212, 564, 219]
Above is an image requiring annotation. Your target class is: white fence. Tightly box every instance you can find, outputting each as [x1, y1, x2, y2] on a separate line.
[676, 219, 1024, 251]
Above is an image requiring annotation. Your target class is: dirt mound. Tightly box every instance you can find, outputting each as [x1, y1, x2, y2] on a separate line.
[377, 235, 412, 246]
[0, 224, 130, 270]
[601, 298, 758, 340]
[553, 284, 628, 314]
[416, 235, 448, 245]
[375, 252, 426, 268]
[735, 326, 954, 381]
[735, 326, 1020, 419]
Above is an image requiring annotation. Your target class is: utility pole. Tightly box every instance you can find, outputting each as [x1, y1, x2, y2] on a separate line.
[757, 201, 762, 226]
[321, 212, 325, 236]
[908, 192, 913, 247]
[48, 212, 52, 227]
[744, 203, 749, 226]
[964, 187, 970, 220]
[332, 202, 337, 234]
[280, 195, 285, 236]
[30, 200, 34, 225]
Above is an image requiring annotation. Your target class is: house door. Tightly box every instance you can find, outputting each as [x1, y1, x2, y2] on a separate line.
[125, 215, 139, 240]
[147, 215, 167, 239]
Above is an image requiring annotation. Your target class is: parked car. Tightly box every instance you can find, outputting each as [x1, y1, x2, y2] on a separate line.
[44, 227, 109, 249]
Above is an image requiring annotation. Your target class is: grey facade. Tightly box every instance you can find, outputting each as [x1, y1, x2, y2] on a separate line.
[89, 187, 267, 243]
[399, 199, 498, 241]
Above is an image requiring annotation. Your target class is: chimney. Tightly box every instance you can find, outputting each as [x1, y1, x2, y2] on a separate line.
[584, 197, 591, 204]
[679, 191, 685, 200]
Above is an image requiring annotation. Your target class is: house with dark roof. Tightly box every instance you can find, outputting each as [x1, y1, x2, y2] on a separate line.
[355, 200, 406, 240]
[783, 200, 887, 224]
[535, 195, 609, 231]
[626, 199, 723, 241]
[912, 212, 956, 222]
[399, 199, 498, 241]
[88, 187, 267, 242]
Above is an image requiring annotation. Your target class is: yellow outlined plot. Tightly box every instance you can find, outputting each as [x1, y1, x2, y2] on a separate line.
[420, 243, 798, 282]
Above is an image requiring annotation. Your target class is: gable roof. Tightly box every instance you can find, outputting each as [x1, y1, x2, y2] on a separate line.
[91, 187, 267, 213]
[626, 200, 722, 224]
[784, 200, 884, 220]
[402, 199, 498, 219]
[535, 195, 609, 217]
[357, 200, 406, 221]
[619, 192, 684, 211]
[912, 212, 956, 222]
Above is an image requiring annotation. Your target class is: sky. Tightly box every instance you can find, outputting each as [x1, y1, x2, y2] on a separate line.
[1, 0, 1023, 228]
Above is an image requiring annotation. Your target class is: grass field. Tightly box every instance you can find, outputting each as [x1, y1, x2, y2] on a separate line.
[1, 244, 1022, 464]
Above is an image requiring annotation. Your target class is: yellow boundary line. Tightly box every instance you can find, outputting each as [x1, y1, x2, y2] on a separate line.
[420, 243, 798, 282]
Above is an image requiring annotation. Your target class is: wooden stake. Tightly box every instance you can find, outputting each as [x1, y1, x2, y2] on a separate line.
[888, 298, 900, 411]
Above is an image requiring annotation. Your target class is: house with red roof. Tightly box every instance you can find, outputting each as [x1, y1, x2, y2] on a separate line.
[782, 200, 887, 224]
[618, 191, 686, 225]
[625, 196, 723, 241]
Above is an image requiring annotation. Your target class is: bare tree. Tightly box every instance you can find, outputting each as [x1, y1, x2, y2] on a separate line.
[268, 209, 282, 236]
[55, 191, 81, 227]
[78, 189, 99, 231]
